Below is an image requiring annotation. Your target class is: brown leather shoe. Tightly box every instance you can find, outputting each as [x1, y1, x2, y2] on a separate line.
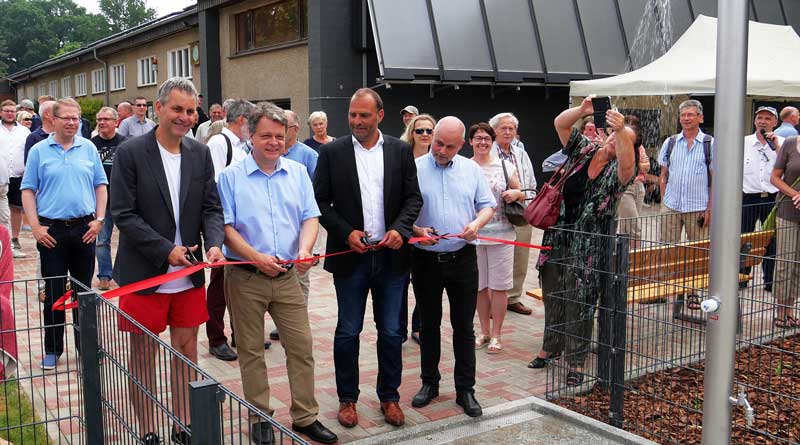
[380, 402, 405, 426]
[337, 402, 358, 428]
[507, 302, 532, 315]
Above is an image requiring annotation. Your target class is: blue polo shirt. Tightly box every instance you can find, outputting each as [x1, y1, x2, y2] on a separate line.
[21, 134, 108, 219]
[217, 154, 320, 261]
[283, 141, 318, 179]
[414, 153, 496, 253]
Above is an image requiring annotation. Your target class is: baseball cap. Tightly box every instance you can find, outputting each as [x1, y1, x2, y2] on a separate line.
[20, 99, 34, 109]
[400, 105, 419, 115]
[755, 106, 778, 118]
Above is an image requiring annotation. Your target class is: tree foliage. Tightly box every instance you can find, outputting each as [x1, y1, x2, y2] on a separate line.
[0, 0, 157, 76]
[100, 0, 156, 35]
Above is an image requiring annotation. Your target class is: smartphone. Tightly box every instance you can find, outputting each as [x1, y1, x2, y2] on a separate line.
[592, 96, 612, 130]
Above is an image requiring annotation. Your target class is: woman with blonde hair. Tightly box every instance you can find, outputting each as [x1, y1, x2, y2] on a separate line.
[203, 119, 227, 145]
[16, 111, 33, 129]
[401, 114, 436, 159]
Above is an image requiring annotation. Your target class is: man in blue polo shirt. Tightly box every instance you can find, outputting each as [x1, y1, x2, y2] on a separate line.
[410, 116, 496, 418]
[218, 103, 337, 445]
[21, 98, 108, 370]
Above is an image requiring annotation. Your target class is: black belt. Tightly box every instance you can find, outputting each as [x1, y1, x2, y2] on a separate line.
[743, 192, 775, 198]
[417, 245, 474, 263]
[226, 258, 294, 277]
[39, 215, 94, 227]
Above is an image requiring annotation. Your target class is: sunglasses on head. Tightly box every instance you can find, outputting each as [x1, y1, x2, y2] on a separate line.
[414, 128, 433, 135]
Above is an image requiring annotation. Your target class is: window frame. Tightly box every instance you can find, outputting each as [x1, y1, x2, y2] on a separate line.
[137, 56, 157, 87]
[61, 77, 72, 97]
[48, 80, 58, 97]
[38, 84, 47, 97]
[233, 0, 308, 55]
[92, 68, 106, 94]
[110, 63, 126, 91]
[167, 47, 192, 79]
[75, 73, 87, 97]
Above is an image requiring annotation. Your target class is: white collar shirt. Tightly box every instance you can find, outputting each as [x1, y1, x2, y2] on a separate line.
[352, 132, 386, 242]
[0, 122, 29, 181]
[208, 127, 248, 181]
[742, 133, 782, 194]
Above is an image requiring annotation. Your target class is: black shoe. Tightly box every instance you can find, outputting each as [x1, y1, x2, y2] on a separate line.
[765, 283, 772, 293]
[411, 384, 439, 408]
[171, 425, 191, 444]
[209, 343, 238, 361]
[269, 329, 280, 341]
[456, 391, 482, 417]
[527, 351, 561, 369]
[566, 371, 584, 387]
[250, 421, 275, 445]
[292, 420, 338, 444]
[141, 432, 159, 445]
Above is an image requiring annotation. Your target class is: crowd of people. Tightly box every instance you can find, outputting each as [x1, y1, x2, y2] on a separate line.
[3, 76, 800, 445]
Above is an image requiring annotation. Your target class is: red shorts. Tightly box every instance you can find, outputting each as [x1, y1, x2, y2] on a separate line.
[118, 286, 209, 334]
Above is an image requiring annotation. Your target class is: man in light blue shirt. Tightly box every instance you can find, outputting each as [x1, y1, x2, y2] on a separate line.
[283, 110, 318, 179]
[21, 98, 108, 371]
[657, 99, 714, 242]
[117, 96, 156, 138]
[409, 116, 495, 418]
[217, 103, 337, 445]
[775, 106, 799, 138]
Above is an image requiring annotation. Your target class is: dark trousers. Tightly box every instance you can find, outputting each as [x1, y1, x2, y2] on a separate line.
[38, 220, 95, 356]
[333, 250, 407, 403]
[411, 245, 478, 393]
[741, 192, 776, 286]
[399, 274, 421, 338]
[540, 260, 565, 354]
[205, 267, 230, 347]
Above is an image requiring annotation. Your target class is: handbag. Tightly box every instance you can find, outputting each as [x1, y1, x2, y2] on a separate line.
[524, 145, 595, 229]
[500, 159, 528, 226]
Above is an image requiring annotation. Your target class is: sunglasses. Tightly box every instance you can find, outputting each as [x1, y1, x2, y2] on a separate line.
[22, 118, 32, 122]
[414, 128, 433, 135]
[135, 104, 147, 107]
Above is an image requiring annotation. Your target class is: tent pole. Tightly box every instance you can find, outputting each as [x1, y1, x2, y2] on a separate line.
[702, 1, 749, 444]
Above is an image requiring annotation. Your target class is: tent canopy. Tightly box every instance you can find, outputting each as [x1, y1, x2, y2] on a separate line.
[569, 15, 800, 98]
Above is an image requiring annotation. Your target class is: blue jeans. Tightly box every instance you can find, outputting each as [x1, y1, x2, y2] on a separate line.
[333, 250, 407, 403]
[96, 211, 114, 280]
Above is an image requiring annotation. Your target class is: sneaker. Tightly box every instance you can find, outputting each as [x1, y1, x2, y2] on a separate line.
[12, 248, 26, 258]
[41, 354, 59, 370]
[11, 238, 21, 250]
[21, 225, 32, 232]
[98, 278, 111, 291]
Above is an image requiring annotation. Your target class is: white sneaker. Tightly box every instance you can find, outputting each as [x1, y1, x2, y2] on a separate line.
[12, 248, 26, 258]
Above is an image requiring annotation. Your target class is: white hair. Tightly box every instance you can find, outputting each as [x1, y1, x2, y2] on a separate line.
[489, 112, 519, 129]
[308, 111, 328, 125]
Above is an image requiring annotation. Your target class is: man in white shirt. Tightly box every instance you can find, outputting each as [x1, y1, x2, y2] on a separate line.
[195, 103, 225, 143]
[742, 106, 783, 292]
[0, 100, 28, 245]
[205, 98, 256, 361]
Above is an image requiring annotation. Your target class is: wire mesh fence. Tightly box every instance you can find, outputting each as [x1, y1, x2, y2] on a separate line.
[0, 273, 309, 444]
[544, 201, 800, 445]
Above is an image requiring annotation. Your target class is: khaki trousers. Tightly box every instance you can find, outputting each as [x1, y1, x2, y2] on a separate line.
[224, 266, 318, 427]
[774, 217, 800, 307]
[660, 205, 708, 243]
[617, 182, 645, 239]
[509, 224, 533, 303]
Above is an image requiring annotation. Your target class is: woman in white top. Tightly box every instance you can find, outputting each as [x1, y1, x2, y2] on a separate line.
[470, 122, 525, 353]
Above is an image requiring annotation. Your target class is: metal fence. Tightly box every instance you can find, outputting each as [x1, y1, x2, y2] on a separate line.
[0, 274, 310, 444]
[544, 202, 800, 445]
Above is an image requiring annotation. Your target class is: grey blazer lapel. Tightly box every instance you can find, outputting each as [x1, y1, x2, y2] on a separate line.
[178, 140, 193, 217]
[382, 138, 394, 212]
[343, 138, 363, 212]
[145, 136, 175, 225]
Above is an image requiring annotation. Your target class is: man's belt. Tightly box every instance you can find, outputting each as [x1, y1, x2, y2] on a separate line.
[39, 215, 94, 227]
[743, 192, 774, 198]
[417, 245, 474, 263]
[225, 258, 294, 277]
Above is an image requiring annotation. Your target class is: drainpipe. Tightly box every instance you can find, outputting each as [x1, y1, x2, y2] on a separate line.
[93, 48, 110, 105]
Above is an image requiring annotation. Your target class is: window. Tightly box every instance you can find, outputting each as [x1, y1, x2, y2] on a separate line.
[48, 80, 58, 97]
[234, 0, 307, 53]
[75, 73, 87, 97]
[167, 47, 191, 78]
[92, 68, 106, 94]
[61, 77, 72, 97]
[38, 84, 47, 97]
[111, 64, 126, 91]
[137, 56, 157, 86]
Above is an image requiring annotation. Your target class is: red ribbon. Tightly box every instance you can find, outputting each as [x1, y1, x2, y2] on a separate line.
[53, 235, 550, 311]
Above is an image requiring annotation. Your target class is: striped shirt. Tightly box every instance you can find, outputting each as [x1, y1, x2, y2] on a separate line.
[657, 130, 714, 213]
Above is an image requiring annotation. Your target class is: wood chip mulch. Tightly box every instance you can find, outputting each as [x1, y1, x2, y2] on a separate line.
[554, 334, 800, 444]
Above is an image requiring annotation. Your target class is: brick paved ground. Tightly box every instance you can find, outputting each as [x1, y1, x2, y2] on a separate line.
[9, 226, 550, 444]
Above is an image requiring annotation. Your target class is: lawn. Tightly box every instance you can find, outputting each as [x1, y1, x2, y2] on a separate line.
[0, 381, 51, 445]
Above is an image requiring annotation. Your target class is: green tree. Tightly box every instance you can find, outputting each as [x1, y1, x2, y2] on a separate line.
[99, 0, 157, 34]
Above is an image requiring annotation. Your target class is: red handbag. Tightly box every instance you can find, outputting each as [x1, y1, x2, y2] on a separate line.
[524, 146, 594, 229]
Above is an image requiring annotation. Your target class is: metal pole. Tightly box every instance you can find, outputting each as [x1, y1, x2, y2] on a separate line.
[702, 1, 749, 444]
[189, 379, 224, 445]
[78, 291, 104, 444]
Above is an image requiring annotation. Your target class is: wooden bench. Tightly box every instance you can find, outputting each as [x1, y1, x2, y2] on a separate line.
[526, 230, 773, 321]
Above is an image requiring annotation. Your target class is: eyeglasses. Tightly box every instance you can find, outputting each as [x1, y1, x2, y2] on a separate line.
[55, 116, 80, 123]
[135, 104, 147, 108]
[96, 118, 115, 122]
[414, 128, 433, 135]
[757, 148, 770, 163]
[22, 118, 32, 122]
[472, 136, 492, 143]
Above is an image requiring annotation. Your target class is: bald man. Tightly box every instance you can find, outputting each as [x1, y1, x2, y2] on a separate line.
[116, 102, 133, 128]
[776, 106, 799, 138]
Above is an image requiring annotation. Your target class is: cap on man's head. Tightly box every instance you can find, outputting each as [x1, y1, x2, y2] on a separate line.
[755, 106, 778, 119]
[400, 105, 419, 116]
[20, 99, 34, 109]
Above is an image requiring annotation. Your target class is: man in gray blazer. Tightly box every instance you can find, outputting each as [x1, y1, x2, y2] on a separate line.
[111, 78, 224, 445]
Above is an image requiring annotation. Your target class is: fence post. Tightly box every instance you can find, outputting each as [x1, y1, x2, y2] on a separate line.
[78, 291, 104, 444]
[608, 237, 630, 429]
[596, 234, 617, 389]
[189, 379, 224, 445]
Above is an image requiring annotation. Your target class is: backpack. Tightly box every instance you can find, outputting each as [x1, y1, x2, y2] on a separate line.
[664, 134, 712, 187]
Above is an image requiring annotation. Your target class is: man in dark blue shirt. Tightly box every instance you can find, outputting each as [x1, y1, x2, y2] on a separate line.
[24, 99, 55, 164]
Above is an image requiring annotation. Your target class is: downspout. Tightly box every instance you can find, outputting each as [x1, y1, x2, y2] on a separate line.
[93, 48, 110, 105]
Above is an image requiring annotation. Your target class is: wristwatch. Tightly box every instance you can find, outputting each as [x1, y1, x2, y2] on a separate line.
[96, 217, 105, 224]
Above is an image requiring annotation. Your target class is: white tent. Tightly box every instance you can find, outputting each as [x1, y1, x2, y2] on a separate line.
[569, 15, 800, 98]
